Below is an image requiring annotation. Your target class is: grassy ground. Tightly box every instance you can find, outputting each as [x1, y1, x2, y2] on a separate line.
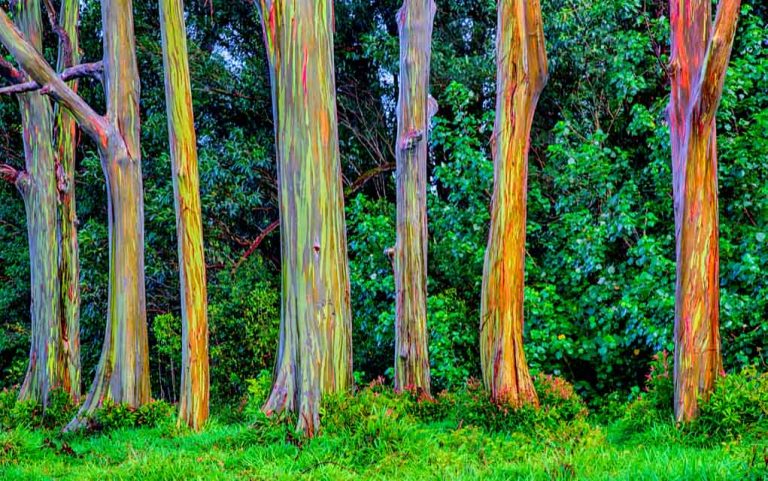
[1, 418, 766, 480]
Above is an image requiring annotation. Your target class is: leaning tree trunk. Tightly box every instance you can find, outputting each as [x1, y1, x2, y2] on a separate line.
[257, 0, 354, 436]
[392, 0, 436, 396]
[55, 0, 82, 403]
[669, 0, 740, 422]
[159, 0, 210, 431]
[0, 0, 149, 428]
[479, 0, 548, 406]
[9, 0, 62, 407]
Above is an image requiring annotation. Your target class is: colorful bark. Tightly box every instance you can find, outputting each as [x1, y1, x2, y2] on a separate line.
[72, 0, 150, 421]
[480, 0, 547, 406]
[393, 0, 436, 395]
[0, 7, 146, 417]
[55, 0, 82, 403]
[13, 0, 63, 407]
[159, 0, 210, 431]
[257, 0, 354, 436]
[668, 0, 741, 422]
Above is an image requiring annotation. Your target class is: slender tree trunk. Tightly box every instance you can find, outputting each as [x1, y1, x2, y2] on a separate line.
[392, 0, 436, 396]
[55, 0, 82, 404]
[257, 0, 354, 436]
[159, 0, 210, 431]
[668, 0, 740, 422]
[479, 0, 547, 406]
[10, 0, 63, 408]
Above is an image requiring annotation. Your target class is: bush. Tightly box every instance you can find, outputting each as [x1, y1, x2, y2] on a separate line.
[208, 257, 280, 401]
[687, 365, 768, 442]
[90, 399, 175, 432]
[618, 354, 768, 444]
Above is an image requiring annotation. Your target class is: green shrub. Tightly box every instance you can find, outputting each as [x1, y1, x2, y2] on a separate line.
[41, 388, 78, 429]
[208, 257, 280, 401]
[90, 399, 174, 432]
[686, 365, 768, 442]
[243, 369, 273, 421]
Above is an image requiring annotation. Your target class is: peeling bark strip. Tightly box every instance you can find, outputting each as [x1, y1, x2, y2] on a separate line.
[669, 0, 740, 422]
[393, 0, 436, 395]
[55, 0, 82, 405]
[12, 0, 63, 407]
[159, 0, 210, 431]
[480, 0, 547, 406]
[257, 0, 354, 436]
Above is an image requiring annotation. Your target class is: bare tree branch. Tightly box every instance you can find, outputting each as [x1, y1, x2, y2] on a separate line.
[232, 219, 280, 273]
[0, 57, 26, 84]
[43, 0, 73, 69]
[0, 61, 102, 95]
[0, 8, 109, 148]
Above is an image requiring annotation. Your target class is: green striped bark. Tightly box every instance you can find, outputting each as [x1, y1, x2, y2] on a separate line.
[393, 0, 436, 395]
[71, 0, 150, 426]
[669, 0, 740, 422]
[480, 0, 547, 406]
[13, 0, 63, 407]
[55, 0, 82, 404]
[257, 0, 354, 436]
[159, 0, 210, 431]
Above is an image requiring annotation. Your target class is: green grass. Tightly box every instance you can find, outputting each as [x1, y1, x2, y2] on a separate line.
[1, 418, 766, 480]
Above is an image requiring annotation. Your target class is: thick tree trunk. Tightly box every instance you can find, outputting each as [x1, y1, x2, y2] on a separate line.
[12, 0, 63, 408]
[159, 0, 210, 431]
[668, 0, 740, 422]
[479, 0, 547, 406]
[69, 0, 149, 427]
[257, 0, 354, 436]
[392, 0, 436, 396]
[55, 0, 82, 404]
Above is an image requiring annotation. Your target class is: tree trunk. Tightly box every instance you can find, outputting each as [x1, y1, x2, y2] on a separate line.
[0, 0, 149, 429]
[55, 0, 82, 404]
[479, 0, 547, 406]
[668, 0, 741, 422]
[159, 0, 210, 431]
[392, 0, 436, 396]
[11, 0, 63, 408]
[67, 0, 149, 427]
[257, 0, 354, 437]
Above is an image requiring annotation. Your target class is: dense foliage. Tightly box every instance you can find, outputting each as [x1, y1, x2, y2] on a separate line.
[1, 0, 766, 407]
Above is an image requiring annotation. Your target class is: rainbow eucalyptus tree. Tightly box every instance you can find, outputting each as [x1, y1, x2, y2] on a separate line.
[479, 0, 547, 406]
[0, 0, 150, 429]
[391, 0, 436, 396]
[159, 0, 210, 431]
[668, 0, 741, 422]
[55, 0, 82, 404]
[257, 0, 354, 436]
[0, 0, 63, 407]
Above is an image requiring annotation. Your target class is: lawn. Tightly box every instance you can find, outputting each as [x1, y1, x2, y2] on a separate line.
[1, 418, 766, 480]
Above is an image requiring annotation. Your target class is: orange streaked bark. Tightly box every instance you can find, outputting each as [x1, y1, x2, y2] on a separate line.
[257, 0, 354, 437]
[159, 0, 210, 431]
[480, 0, 547, 406]
[392, 0, 436, 396]
[668, 0, 741, 422]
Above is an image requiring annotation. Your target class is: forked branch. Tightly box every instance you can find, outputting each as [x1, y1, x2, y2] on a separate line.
[0, 8, 109, 148]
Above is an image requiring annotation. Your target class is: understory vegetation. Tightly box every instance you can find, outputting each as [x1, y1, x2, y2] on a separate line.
[1, 364, 766, 480]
